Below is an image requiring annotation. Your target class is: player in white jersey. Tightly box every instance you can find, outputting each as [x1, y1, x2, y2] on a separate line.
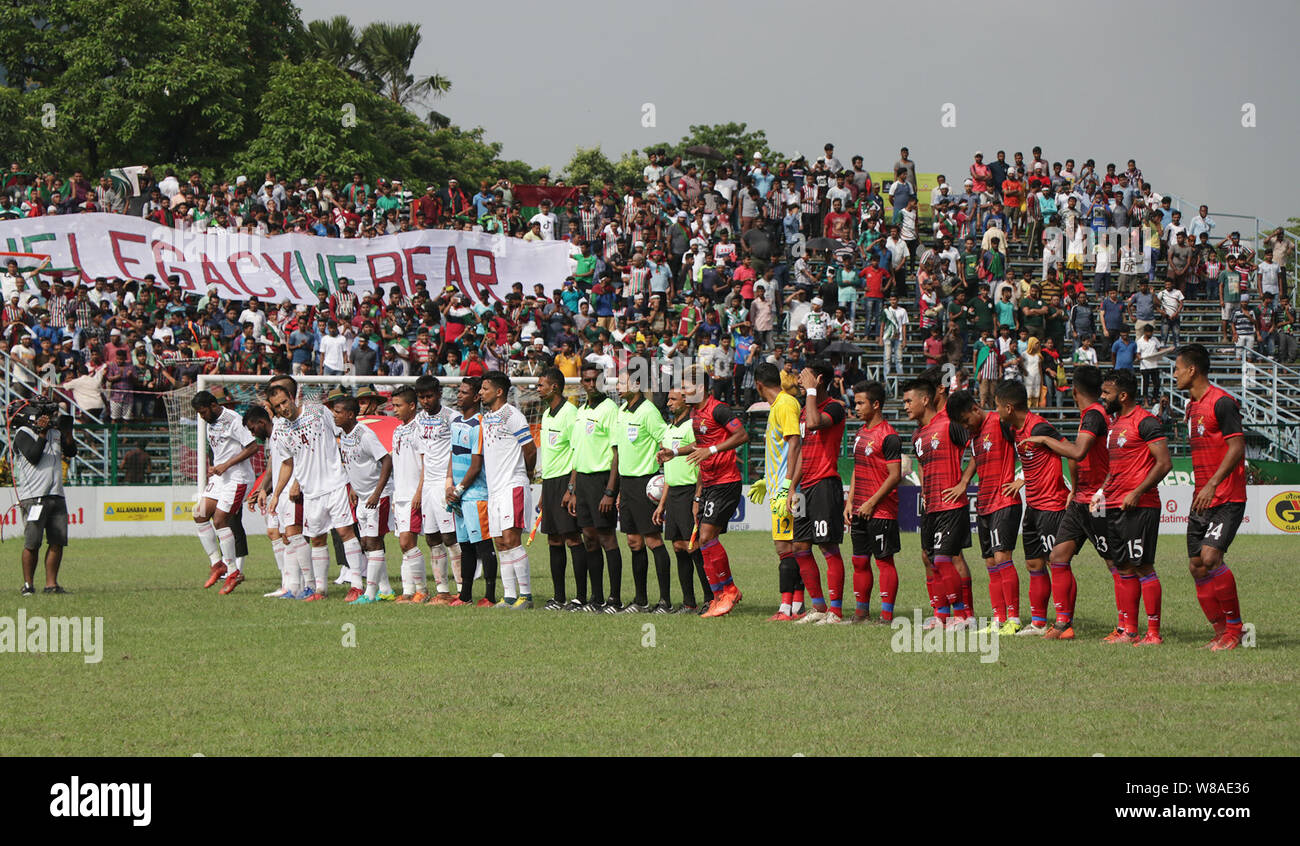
[192, 390, 260, 595]
[479, 371, 538, 608]
[244, 404, 292, 597]
[267, 380, 358, 601]
[387, 386, 430, 602]
[331, 395, 394, 604]
[414, 374, 462, 604]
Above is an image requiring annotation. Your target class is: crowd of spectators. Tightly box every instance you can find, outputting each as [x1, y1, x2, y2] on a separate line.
[2, 146, 1296, 427]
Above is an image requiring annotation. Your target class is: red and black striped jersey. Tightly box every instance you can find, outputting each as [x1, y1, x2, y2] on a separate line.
[1104, 405, 1166, 509]
[1013, 412, 1070, 512]
[799, 396, 847, 486]
[1072, 402, 1110, 504]
[970, 411, 1020, 516]
[1187, 384, 1246, 506]
[690, 396, 743, 486]
[913, 409, 970, 514]
[851, 420, 902, 519]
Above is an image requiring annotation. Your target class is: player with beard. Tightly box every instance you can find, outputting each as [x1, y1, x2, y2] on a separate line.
[1098, 369, 1171, 645]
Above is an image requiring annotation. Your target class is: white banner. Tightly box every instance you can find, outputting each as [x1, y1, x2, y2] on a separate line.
[3, 486, 1300, 540]
[0, 213, 573, 306]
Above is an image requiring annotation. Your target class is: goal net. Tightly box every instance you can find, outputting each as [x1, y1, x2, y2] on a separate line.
[163, 374, 578, 490]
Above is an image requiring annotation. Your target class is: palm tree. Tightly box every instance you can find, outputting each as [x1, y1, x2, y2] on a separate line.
[307, 16, 360, 75]
[357, 22, 451, 108]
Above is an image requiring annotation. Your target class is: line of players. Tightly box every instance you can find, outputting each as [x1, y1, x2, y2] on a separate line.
[190, 344, 1247, 647]
[192, 372, 539, 607]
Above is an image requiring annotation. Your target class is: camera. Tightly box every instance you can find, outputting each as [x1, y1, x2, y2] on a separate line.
[7, 398, 63, 430]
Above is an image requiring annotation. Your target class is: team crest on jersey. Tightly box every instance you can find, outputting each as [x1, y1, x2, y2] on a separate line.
[1114, 429, 1128, 448]
[982, 435, 993, 452]
[1194, 416, 1206, 437]
[930, 433, 940, 451]
[863, 437, 875, 456]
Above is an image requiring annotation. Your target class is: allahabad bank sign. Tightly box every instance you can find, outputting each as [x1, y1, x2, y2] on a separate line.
[103, 502, 166, 522]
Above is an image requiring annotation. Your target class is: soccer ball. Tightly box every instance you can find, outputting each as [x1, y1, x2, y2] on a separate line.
[645, 474, 666, 501]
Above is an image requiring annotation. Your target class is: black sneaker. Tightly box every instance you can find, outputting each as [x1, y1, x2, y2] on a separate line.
[697, 600, 712, 616]
[42, 585, 69, 594]
[601, 599, 623, 614]
[542, 597, 564, 611]
[580, 602, 602, 613]
[563, 599, 586, 612]
[651, 600, 673, 614]
[620, 602, 650, 614]
[672, 603, 698, 615]
[21, 583, 35, 597]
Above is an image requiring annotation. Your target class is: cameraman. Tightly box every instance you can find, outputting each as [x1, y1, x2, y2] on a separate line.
[13, 405, 77, 595]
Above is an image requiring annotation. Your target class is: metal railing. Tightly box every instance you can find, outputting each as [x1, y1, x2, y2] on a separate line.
[1165, 193, 1298, 310]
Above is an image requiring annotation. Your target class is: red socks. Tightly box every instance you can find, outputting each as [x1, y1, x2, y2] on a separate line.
[925, 566, 949, 620]
[1211, 566, 1242, 638]
[1118, 573, 1141, 635]
[934, 556, 963, 615]
[1049, 562, 1076, 625]
[987, 565, 1006, 622]
[825, 549, 844, 617]
[701, 540, 733, 591]
[1109, 565, 1124, 630]
[1029, 568, 1051, 625]
[851, 555, 873, 618]
[1139, 571, 1162, 636]
[876, 558, 897, 621]
[1195, 574, 1224, 634]
[794, 549, 824, 609]
[960, 576, 974, 620]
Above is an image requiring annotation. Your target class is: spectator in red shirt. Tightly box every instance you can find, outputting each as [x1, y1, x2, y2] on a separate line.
[823, 198, 851, 242]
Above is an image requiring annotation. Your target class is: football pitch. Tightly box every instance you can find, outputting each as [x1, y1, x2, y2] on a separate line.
[0, 533, 1295, 757]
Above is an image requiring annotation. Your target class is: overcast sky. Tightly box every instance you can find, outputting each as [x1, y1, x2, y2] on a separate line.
[300, 0, 1299, 229]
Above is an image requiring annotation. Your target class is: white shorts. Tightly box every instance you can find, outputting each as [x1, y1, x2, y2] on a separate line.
[203, 475, 250, 514]
[356, 495, 393, 539]
[421, 485, 456, 537]
[276, 492, 304, 530]
[487, 484, 533, 538]
[302, 486, 354, 538]
[393, 500, 423, 535]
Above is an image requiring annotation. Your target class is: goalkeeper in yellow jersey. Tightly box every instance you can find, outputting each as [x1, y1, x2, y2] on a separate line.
[749, 362, 808, 621]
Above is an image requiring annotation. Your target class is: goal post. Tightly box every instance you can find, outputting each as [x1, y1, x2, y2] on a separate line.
[170, 374, 580, 499]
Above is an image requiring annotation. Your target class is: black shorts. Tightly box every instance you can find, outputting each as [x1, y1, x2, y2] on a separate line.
[1106, 507, 1160, 567]
[574, 471, 618, 531]
[920, 507, 971, 557]
[1057, 501, 1111, 559]
[698, 481, 742, 533]
[662, 486, 696, 542]
[539, 475, 579, 536]
[976, 504, 1022, 559]
[1186, 501, 1246, 558]
[619, 474, 660, 536]
[850, 516, 901, 559]
[793, 477, 846, 545]
[21, 495, 69, 550]
[1022, 506, 1066, 560]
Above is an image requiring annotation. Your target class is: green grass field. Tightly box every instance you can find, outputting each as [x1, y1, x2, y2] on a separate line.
[0, 533, 1295, 756]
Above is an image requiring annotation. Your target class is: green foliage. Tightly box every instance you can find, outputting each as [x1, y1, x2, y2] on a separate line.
[651, 122, 783, 166]
[561, 146, 646, 189]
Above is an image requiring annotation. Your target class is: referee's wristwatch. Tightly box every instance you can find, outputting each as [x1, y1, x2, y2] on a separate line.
[567, 483, 575, 493]
[603, 488, 616, 498]
[693, 496, 702, 503]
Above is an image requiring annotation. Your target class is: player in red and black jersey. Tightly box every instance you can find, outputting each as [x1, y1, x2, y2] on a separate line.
[1099, 369, 1172, 645]
[1024, 365, 1115, 639]
[843, 381, 903, 622]
[995, 381, 1073, 638]
[657, 378, 748, 618]
[945, 389, 1024, 635]
[904, 377, 973, 628]
[1174, 344, 1247, 650]
[789, 362, 849, 623]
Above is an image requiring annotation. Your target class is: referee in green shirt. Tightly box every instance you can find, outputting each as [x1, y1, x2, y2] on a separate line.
[538, 368, 586, 610]
[652, 388, 713, 613]
[565, 362, 623, 612]
[614, 371, 671, 613]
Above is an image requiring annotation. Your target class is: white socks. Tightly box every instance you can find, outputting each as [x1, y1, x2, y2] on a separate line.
[511, 546, 531, 597]
[285, 535, 307, 593]
[311, 545, 329, 594]
[196, 520, 222, 566]
[272, 540, 287, 588]
[429, 543, 450, 593]
[215, 525, 236, 568]
[365, 549, 386, 599]
[499, 545, 528, 600]
[400, 547, 425, 595]
[343, 537, 365, 589]
[447, 543, 463, 592]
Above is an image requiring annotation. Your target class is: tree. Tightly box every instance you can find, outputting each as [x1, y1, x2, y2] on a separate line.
[307, 16, 361, 75]
[357, 22, 451, 109]
[652, 122, 782, 167]
[562, 146, 645, 190]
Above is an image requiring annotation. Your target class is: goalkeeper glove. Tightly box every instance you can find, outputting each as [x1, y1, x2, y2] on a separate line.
[770, 479, 792, 517]
[747, 478, 767, 504]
